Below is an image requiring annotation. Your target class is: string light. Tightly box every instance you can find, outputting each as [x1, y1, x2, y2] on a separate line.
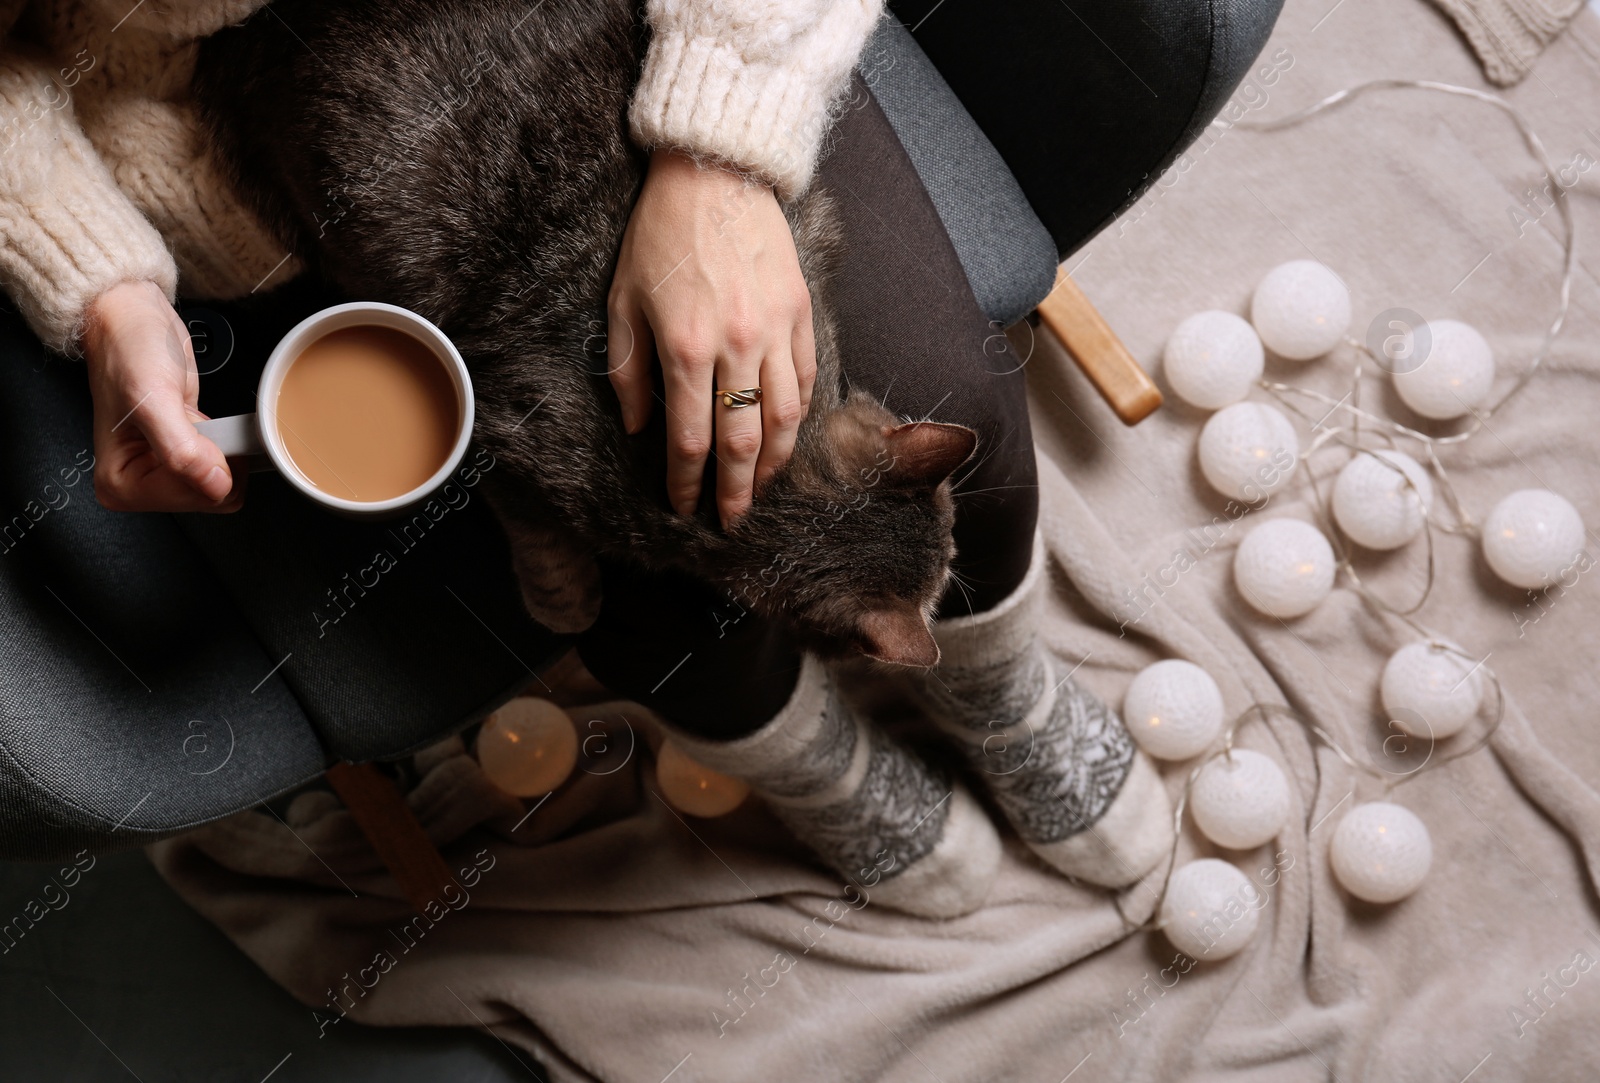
[1162, 310, 1265, 409]
[476, 697, 579, 798]
[1381, 641, 1484, 739]
[1189, 749, 1291, 850]
[1197, 402, 1300, 501]
[656, 740, 751, 817]
[1330, 802, 1432, 903]
[1391, 319, 1495, 421]
[1481, 489, 1587, 590]
[1233, 518, 1336, 619]
[1123, 660, 1225, 762]
[1159, 858, 1262, 960]
[1331, 450, 1433, 551]
[1250, 259, 1351, 360]
[1130, 77, 1578, 955]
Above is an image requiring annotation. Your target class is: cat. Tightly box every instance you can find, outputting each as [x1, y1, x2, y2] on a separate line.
[196, 0, 975, 666]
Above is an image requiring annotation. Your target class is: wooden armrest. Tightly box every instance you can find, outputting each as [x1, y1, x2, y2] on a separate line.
[326, 761, 458, 912]
[1035, 268, 1162, 426]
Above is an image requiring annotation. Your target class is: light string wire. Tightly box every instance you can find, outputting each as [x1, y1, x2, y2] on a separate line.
[1115, 79, 1574, 937]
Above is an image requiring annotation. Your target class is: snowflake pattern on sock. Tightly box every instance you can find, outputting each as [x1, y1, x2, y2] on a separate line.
[770, 716, 952, 884]
[747, 692, 859, 801]
[919, 641, 1135, 844]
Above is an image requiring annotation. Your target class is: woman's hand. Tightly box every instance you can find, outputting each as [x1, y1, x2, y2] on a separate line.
[82, 280, 242, 513]
[607, 149, 817, 528]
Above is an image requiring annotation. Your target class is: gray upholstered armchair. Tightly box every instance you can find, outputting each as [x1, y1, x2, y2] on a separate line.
[0, 0, 1283, 881]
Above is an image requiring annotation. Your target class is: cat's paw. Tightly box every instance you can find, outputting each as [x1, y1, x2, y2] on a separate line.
[503, 520, 602, 634]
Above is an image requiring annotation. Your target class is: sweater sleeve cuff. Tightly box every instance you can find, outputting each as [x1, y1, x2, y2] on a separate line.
[0, 59, 177, 354]
[629, 3, 882, 200]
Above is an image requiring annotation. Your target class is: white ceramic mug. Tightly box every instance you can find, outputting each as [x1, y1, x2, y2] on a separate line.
[195, 301, 475, 518]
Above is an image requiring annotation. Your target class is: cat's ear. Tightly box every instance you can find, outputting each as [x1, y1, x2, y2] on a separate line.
[857, 605, 940, 667]
[880, 422, 977, 489]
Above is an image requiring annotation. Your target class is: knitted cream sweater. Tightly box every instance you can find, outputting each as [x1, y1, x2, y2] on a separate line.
[0, 0, 881, 354]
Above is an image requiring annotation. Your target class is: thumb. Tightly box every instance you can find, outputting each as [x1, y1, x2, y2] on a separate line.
[133, 388, 233, 503]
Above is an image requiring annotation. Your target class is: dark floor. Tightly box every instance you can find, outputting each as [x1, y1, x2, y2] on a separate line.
[0, 851, 543, 1082]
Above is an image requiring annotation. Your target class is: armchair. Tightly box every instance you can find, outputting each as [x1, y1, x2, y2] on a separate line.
[0, 0, 1284, 898]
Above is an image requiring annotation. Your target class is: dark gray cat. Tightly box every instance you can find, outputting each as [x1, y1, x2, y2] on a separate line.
[197, 0, 974, 665]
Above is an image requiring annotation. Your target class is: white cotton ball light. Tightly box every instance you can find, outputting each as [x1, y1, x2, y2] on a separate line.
[1190, 750, 1292, 850]
[1233, 518, 1336, 619]
[1123, 660, 1225, 762]
[1160, 858, 1262, 960]
[1163, 311, 1265, 409]
[1198, 402, 1299, 502]
[1330, 801, 1432, 904]
[1381, 641, 1483, 740]
[1391, 319, 1494, 421]
[1331, 450, 1433, 550]
[657, 740, 751, 817]
[1481, 489, 1586, 590]
[476, 698, 579, 797]
[1250, 260, 1351, 360]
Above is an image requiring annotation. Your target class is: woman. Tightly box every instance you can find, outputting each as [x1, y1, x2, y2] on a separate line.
[0, 0, 1175, 910]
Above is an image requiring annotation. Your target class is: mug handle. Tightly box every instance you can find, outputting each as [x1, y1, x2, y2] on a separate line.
[195, 414, 270, 463]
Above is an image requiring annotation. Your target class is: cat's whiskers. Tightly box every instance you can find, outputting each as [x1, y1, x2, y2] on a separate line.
[948, 483, 1039, 500]
[946, 439, 1005, 495]
[944, 565, 976, 613]
[912, 390, 954, 425]
[876, 376, 898, 411]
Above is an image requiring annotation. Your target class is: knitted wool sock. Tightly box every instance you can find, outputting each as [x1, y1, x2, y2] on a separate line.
[914, 536, 1172, 887]
[661, 654, 1000, 918]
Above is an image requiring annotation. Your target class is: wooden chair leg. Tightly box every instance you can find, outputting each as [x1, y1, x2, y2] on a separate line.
[325, 761, 457, 912]
[1035, 267, 1163, 426]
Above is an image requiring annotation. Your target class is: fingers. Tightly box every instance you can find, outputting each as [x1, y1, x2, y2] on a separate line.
[713, 350, 766, 528]
[82, 280, 245, 514]
[792, 296, 817, 420]
[606, 292, 656, 434]
[133, 386, 233, 503]
[752, 346, 801, 496]
[661, 336, 716, 517]
[92, 415, 244, 514]
[89, 370, 240, 513]
[95, 450, 245, 514]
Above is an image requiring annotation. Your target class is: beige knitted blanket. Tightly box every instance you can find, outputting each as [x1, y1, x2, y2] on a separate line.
[150, 1, 1600, 1079]
[1431, 0, 1586, 84]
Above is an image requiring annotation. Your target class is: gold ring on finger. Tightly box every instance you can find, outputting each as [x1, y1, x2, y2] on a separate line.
[717, 387, 763, 409]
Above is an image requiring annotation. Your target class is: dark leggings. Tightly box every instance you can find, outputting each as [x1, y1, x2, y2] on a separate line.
[578, 85, 1039, 739]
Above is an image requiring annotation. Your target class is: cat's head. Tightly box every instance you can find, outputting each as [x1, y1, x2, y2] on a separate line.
[721, 390, 975, 668]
